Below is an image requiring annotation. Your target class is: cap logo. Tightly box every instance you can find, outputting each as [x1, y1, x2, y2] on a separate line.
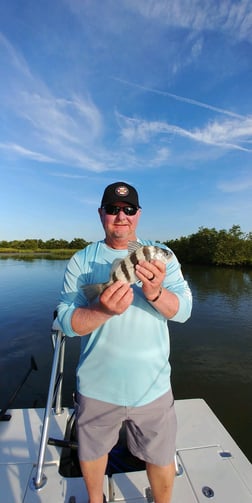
[115, 185, 129, 197]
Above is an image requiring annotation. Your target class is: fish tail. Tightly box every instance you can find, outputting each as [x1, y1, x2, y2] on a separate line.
[81, 282, 107, 303]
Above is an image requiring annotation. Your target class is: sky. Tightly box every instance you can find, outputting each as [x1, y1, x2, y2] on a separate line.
[0, 0, 252, 243]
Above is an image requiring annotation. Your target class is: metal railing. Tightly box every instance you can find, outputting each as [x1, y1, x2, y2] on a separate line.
[31, 319, 66, 490]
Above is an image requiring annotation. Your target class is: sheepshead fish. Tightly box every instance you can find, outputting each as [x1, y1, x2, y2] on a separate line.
[82, 241, 173, 303]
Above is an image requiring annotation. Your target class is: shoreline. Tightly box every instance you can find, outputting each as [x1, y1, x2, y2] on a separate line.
[0, 250, 77, 259]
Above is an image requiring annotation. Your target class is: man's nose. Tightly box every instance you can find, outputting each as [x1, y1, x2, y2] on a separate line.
[116, 209, 126, 220]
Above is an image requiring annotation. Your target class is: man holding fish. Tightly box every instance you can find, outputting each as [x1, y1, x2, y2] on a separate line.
[58, 182, 192, 503]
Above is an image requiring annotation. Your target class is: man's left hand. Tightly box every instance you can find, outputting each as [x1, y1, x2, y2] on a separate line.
[135, 259, 166, 301]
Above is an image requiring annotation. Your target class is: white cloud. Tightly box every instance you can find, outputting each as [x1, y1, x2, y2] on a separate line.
[0, 142, 57, 163]
[126, 0, 252, 42]
[13, 90, 103, 149]
[217, 175, 252, 193]
[151, 147, 171, 165]
[0, 32, 32, 77]
[118, 112, 252, 152]
[192, 117, 252, 150]
[0, 34, 104, 170]
[172, 35, 204, 75]
[50, 172, 90, 179]
[114, 78, 244, 119]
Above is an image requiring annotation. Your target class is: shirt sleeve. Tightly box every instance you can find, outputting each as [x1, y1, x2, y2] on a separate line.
[163, 250, 192, 323]
[57, 251, 88, 337]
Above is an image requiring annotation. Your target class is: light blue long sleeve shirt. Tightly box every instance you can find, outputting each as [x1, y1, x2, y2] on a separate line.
[58, 239, 192, 406]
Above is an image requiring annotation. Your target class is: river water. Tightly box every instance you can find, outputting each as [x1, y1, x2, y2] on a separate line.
[0, 257, 251, 462]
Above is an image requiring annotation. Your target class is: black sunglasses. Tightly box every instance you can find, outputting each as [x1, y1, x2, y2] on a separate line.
[102, 204, 138, 216]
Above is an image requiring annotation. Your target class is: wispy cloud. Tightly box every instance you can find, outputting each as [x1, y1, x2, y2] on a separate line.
[17, 92, 101, 145]
[0, 142, 57, 163]
[0, 32, 32, 77]
[65, 0, 252, 43]
[49, 172, 90, 179]
[151, 147, 171, 165]
[171, 35, 204, 75]
[113, 78, 245, 119]
[117, 111, 252, 152]
[218, 175, 252, 193]
[192, 117, 252, 150]
[127, 0, 252, 42]
[1, 22, 251, 181]
[0, 34, 105, 170]
[114, 78, 252, 152]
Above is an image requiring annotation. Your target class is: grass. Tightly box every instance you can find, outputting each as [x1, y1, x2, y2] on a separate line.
[0, 248, 78, 259]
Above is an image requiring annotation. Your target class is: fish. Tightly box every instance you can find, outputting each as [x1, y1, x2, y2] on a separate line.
[81, 241, 173, 303]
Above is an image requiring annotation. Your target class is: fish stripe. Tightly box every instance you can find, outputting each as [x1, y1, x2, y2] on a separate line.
[143, 246, 152, 261]
[112, 271, 119, 282]
[121, 260, 131, 281]
[130, 251, 139, 267]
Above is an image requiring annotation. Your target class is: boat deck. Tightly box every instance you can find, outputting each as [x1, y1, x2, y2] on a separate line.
[1, 398, 252, 503]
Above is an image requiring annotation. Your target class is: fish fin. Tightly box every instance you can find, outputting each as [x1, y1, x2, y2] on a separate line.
[81, 282, 106, 303]
[127, 240, 143, 254]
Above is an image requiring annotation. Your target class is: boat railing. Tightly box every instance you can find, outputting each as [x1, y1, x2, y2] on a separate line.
[31, 318, 66, 490]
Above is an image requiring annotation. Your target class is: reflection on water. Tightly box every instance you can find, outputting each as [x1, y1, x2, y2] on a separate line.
[186, 264, 251, 300]
[0, 259, 251, 461]
[170, 265, 252, 462]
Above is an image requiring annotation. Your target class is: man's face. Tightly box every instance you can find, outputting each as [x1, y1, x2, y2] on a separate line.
[99, 202, 141, 246]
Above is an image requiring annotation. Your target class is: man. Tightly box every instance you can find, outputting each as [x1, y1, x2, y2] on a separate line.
[58, 181, 192, 503]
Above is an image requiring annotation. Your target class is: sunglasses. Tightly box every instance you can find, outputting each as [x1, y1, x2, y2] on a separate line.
[102, 204, 138, 216]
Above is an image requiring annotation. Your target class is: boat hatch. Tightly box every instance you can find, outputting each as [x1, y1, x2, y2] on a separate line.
[177, 446, 252, 502]
[110, 446, 252, 503]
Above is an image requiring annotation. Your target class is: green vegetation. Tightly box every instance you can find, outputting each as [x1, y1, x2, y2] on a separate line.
[0, 238, 90, 259]
[1, 226, 251, 266]
[164, 225, 252, 266]
[0, 237, 90, 251]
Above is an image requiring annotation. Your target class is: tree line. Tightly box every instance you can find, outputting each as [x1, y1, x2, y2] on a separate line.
[0, 237, 90, 250]
[164, 225, 252, 266]
[0, 225, 251, 266]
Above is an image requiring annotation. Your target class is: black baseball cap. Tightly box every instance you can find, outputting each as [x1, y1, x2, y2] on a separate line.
[101, 182, 141, 208]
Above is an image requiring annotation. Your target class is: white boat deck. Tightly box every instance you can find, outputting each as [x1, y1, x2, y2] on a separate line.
[0, 399, 252, 503]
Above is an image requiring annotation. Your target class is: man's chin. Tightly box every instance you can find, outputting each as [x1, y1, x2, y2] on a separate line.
[113, 227, 129, 237]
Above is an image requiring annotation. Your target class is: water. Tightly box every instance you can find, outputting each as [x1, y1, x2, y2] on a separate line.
[0, 258, 251, 462]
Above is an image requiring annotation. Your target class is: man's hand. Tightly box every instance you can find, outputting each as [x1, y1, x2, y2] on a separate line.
[135, 259, 166, 301]
[99, 281, 134, 315]
[72, 281, 133, 336]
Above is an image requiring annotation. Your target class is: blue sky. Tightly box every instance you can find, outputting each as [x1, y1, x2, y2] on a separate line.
[1, 0, 252, 242]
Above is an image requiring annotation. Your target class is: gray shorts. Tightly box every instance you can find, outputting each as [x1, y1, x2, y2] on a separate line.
[74, 389, 177, 466]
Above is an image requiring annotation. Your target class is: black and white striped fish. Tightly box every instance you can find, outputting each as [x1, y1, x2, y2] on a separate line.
[82, 241, 173, 303]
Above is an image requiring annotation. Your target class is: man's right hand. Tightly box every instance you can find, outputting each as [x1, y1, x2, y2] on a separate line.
[72, 282, 133, 336]
[99, 281, 134, 316]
